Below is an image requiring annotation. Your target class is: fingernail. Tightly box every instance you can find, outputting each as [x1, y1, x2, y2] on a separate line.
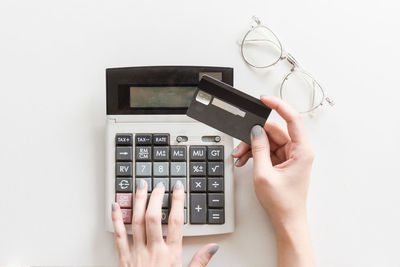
[111, 203, 117, 211]
[139, 179, 147, 190]
[156, 182, 165, 188]
[231, 147, 238, 155]
[174, 180, 183, 190]
[208, 244, 219, 256]
[234, 158, 240, 166]
[251, 125, 263, 138]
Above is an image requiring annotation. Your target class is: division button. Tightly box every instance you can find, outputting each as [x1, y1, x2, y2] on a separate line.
[208, 209, 225, 224]
[116, 193, 133, 208]
[190, 162, 206, 176]
[153, 134, 169, 146]
[116, 178, 133, 192]
[208, 193, 224, 208]
[135, 147, 152, 161]
[207, 162, 224, 176]
[116, 134, 133, 146]
[135, 178, 152, 192]
[135, 134, 152, 146]
[190, 177, 206, 192]
[207, 146, 224, 161]
[116, 146, 133, 161]
[153, 147, 169, 161]
[116, 162, 133, 177]
[189, 146, 206, 161]
[121, 209, 132, 224]
[170, 146, 187, 161]
[190, 193, 207, 224]
[207, 177, 224, 192]
[136, 162, 152, 177]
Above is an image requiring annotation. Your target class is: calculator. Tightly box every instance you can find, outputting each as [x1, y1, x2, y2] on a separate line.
[105, 66, 235, 236]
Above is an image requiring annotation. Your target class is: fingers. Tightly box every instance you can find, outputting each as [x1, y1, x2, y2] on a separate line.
[260, 96, 308, 144]
[234, 150, 252, 167]
[166, 180, 185, 246]
[264, 122, 290, 150]
[132, 179, 148, 248]
[111, 203, 131, 259]
[250, 125, 273, 179]
[231, 142, 250, 158]
[188, 244, 219, 267]
[145, 182, 165, 246]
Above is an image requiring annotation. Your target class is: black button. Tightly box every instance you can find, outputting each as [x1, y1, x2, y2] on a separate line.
[207, 178, 224, 192]
[153, 134, 169, 145]
[190, 162, 206, 176]
[208, 209, 225, 224]
[189, 146, 206, 161]
[135, 134, 152, 146]
[207, 146, 224, 160]
[190, 193, 207, 224]
[208, 193, 224, 208]
[116, 134, 133, 146]
[116, 178, 133, 192]
[190, 177, 206, 192]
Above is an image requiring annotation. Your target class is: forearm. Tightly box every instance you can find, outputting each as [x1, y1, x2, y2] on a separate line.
[272, 214, 315, 267]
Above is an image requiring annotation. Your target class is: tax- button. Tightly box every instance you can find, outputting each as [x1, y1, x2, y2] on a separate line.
[135, 134, 152, 146]
[207, 146, 224, 160]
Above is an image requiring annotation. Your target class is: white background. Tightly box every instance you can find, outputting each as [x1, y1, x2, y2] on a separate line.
[1, 0, 400, 266]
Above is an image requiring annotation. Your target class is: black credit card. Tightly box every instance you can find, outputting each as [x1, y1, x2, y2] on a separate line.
[186, 75, 272, 144]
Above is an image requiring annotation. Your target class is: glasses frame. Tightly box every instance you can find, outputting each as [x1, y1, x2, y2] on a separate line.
[239, 16, 334, 114]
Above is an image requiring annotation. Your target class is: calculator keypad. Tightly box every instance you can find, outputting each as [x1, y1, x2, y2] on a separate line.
[115, 133, 225, 225]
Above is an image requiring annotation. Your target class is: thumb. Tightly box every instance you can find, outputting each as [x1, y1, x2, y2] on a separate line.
[188, 243, 219, 267]
[250, 125, 273, 179]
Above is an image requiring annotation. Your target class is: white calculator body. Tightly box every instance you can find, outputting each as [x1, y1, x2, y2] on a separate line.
[105, 66, 235, 236]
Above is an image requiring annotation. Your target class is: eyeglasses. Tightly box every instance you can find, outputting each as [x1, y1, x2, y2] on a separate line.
[238, 16, 334, 114]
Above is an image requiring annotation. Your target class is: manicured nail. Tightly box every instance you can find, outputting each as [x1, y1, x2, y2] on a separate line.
[139, 179, 147, 190]
[112, 203, 117, 211]
[251, 125, 263, 138]
[174, 180, 183, 190]
[208, 244, 219, 256]
[231, 147, 238, 155]
[156, 182, 165, 188]
[234, 158, 240, 166]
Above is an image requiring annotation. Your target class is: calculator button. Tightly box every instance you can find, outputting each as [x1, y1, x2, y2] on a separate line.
[153, 134, 169, 146]
[135, 178, 152, 192]
[135, 147, 152, 161]
[153, 147, 169, 161]
[116, 162, 133, 177]
[189, 146, 207, 161]
[116, 193, 133, 208]
[207, 146, 224, 161]
[170, 178, 187, 192]
[189, 162, 206, 176]
[190, 193, 207, 224]
[116, 178, 133, 192]
[184, 208, 188, 224]
[162, 193, 169, 208]
[153, 178, 169, 192]
[207, 162, 224, 176]
[171, 162, 186, 176]
[116, 147, 133, 161]
[208, 193, 224, 208]
[136, 162, 152, 177]
[208, 209, 225, 224]
[170, 146, 187, 161]
[121, 209, 132, 224]
[190, 177, 206, 192]
[135, 134, 152, 146]
[161, 209, 169, 224]
[116, 134, 133, 146]
[207, 178, 224, 192]
[153, 162, 169, 176]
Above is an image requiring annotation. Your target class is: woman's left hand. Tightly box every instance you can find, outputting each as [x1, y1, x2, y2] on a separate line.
[112, 180, 219, 267]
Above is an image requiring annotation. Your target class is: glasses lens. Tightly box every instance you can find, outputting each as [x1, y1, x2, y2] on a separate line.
[242, 26, 282, 68]
[280, 71, 324, 113]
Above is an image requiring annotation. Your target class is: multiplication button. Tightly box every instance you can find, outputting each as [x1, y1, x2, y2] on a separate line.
[190, 177, 206, 192]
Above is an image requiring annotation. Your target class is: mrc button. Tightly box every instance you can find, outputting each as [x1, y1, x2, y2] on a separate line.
[153, 134, 169, 145]
[135, 134, 152, 146]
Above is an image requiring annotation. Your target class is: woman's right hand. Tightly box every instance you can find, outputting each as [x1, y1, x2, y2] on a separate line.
[232, 95, 315, 230]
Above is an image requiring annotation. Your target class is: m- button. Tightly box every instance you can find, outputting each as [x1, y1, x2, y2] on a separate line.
[207, 146, 224, 161]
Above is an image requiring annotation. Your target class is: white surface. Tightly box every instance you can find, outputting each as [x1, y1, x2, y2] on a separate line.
[0, 0, 399, 266]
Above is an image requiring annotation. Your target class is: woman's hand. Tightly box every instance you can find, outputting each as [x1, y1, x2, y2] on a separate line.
[111, 180, 219, 267]
[232, 96, 315, 267]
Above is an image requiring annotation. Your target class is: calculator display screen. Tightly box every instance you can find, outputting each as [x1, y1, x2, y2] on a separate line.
[129, 86, 196, 108]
